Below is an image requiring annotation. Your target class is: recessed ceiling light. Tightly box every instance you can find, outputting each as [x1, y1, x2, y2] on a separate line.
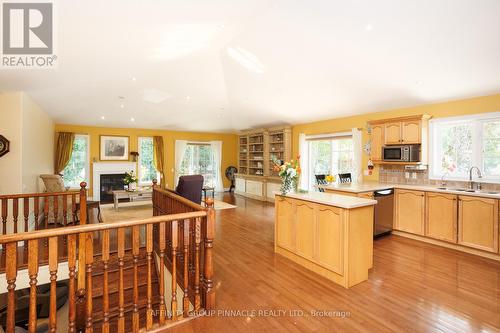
[100, 116, 105, 120]
[130, 117, 135, 122]
[120, 104, 125, 108]
[186, 95, 191, 100]
[365, 24, 373, 31]
[131, 77, 136, 81]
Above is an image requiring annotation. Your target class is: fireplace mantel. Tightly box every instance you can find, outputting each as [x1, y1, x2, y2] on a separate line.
[92, 162, 137, 201]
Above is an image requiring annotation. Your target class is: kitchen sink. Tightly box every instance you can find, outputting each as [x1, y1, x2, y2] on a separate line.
[435, 187, 499, 195]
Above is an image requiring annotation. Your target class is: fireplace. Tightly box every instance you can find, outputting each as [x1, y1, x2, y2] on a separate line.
[100, 173, 126, 203]
[92, 162, 136, 202]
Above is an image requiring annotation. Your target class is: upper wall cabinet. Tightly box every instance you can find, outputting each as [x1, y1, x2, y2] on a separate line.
[368, 115, 431, 162]
[370, 124, 384, 161]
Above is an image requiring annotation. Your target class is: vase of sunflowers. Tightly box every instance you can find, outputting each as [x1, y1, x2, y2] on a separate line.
[273, 156, 301, 196]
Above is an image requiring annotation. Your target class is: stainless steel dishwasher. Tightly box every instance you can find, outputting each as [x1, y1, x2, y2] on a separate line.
[373, 189, 394, 237]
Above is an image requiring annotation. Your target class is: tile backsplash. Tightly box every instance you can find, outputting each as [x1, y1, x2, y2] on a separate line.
[378, 165, 500, 191]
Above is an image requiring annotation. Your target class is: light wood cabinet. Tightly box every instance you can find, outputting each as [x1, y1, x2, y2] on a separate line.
[458, 196, 499, 253]
[274, 196, 374, 288]
[402, 120, 421, 144]
[295, 202, 315, 259]
[275, 197, 294, 251]
[384, 122, 402, 145]
[238, 126, 291, 178]
[384, 120, 422, 145]
[370, 124, 384, 161]
[425, 192, 457, 243]
[394, 189, 425, 235]
[317, 206, 343, 274]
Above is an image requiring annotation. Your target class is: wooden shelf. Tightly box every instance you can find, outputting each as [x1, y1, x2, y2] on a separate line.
[237, 126, 291, 177]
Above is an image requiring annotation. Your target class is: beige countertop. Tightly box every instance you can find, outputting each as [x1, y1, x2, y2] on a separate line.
[319, 182, 500, 199]
[277, 191, 377, 209]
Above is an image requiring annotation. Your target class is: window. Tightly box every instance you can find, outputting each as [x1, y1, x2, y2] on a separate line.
[307, 135, 353, 190]
[429, 112, 500, 181]
[62, 135, 89, 188]
[138, 137, 160, 185]
[179, 144, 215, 187]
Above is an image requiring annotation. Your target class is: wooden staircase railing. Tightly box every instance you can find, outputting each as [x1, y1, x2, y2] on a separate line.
[0, 184, 85, 235]
[0, 184, 86, 274]
[0, 182, 215, 333]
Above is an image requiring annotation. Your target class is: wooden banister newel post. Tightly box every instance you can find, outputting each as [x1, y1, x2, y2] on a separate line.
[152, 179, 158, 216]
[76, 182, 87, 332]
[203, 198, 216, 309]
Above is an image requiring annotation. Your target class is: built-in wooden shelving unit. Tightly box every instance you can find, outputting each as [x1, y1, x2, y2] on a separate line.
[236, 126, 291, 202]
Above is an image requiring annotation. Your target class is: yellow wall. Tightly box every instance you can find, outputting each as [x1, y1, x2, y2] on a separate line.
[292, 93, 500, 181]
[0, 92, 23, 194]
[22, 93, 54, 193]
[54, 124, 238, 195]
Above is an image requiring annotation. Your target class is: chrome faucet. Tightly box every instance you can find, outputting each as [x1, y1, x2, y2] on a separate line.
[468, 166, 482, 190]
[441, 172, 449, 187]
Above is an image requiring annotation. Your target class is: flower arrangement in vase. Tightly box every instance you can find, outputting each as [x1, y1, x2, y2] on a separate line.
[124, 170, 138, 191]
[273, 155, 301, 195]
[325, 174, 335, 184]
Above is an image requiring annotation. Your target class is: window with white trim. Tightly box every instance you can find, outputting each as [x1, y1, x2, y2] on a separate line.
[307, 134, 353, 190]
[429, 112, 500, 181]
[62, 134, 90, 188]
[179, 143, 215, 187]
[138, 137, 160, 185]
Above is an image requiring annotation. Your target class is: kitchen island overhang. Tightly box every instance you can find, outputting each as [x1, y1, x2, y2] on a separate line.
[274, 192, 377, 288]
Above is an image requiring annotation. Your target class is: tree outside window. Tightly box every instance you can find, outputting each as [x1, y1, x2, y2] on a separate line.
[138, 137, 159, 185]
[430, 114, 500, 181]
[62, 135, 89, 188]
[180, 144, 215, 187]
[308, 138, 353, 189]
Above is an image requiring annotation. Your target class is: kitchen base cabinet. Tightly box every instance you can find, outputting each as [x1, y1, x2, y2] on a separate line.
[458, 196, 499, 253]
[394, 189, 425, 235]
[425, 192, 457, 243]
[275, 195, 374, 288]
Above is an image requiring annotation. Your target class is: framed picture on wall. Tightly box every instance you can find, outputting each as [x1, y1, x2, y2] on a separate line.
[100, 135, 129, 160]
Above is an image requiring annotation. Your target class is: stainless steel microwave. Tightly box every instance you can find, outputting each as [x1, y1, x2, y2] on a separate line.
[383, 145, 420, 162]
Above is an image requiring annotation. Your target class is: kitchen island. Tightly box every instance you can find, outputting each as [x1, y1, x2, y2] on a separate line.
[275, 191, 377, 288]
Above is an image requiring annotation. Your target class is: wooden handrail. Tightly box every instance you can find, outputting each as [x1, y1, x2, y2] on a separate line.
[152, 179, 207, 212]
[0, 190, 80, 200]
[0, 211, 207, 244]
[0, 183, 215, 332]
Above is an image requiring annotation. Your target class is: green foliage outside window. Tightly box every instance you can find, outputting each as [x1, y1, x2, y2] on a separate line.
[139, 138, 158, 184]
[63, 136, 88, 188]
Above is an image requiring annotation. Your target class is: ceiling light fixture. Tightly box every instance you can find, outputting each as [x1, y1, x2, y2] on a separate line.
[132, 77, 136, 81]
[365, 24, 373, 31]
[120, 104, 125, 108]
[186, 95, 191, 100]
[130, 117, 135, 122]
[101, 116, 105, 120]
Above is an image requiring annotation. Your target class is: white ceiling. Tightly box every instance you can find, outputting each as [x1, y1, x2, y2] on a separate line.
[1, 0, 500, 132]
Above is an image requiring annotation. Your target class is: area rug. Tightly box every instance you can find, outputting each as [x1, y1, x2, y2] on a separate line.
[99, 199, 236, 223]
[212, 200, 237, 210]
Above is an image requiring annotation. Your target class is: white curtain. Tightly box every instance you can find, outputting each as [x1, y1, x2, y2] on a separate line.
[352, 128, 363, 183]
[210, 140, 224, 192]
[174, 140, 188, 187]
[299, 133, 309, 191]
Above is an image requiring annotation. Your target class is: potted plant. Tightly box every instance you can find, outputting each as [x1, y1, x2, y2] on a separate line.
[124, 170, 138, 191]
[272, 156, 301, 195]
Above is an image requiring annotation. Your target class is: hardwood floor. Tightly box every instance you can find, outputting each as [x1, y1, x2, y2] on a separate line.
[169, 193, 500, 333]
